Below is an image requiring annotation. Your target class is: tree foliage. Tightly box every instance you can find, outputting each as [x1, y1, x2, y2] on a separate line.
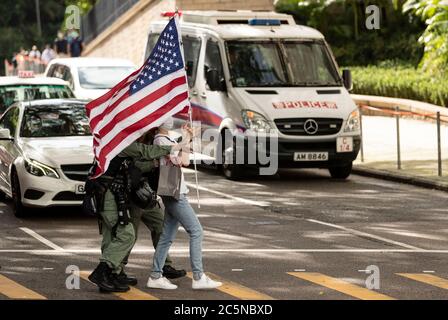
[404, 0, 448, 76]
[275, 0, 425, 66]
[0, 0, 96, 75]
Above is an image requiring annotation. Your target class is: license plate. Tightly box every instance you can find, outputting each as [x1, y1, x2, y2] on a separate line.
[75, 184, 86, 195]
[294, 152, 329, 161]
[337, 137, 354, 153]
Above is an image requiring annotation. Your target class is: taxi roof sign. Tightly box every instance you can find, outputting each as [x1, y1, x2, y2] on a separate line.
[18, 70, 35, 78]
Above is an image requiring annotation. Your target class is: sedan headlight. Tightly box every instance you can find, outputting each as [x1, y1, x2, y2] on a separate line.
[343, 109, 361, 133]
[24, 159, 60, 179]
[241, 110, 273, 132]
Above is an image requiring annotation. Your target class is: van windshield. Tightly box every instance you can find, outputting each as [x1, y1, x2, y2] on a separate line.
[226, 40, 341, 88]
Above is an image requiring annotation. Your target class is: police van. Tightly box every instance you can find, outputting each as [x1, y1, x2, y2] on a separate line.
[144, 11, 361, 179]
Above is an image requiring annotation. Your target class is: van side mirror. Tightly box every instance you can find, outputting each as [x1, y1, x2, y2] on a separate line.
[0, 128, 13, 141]
[342, 69, 353, 91]
[206, 68, 226, 92]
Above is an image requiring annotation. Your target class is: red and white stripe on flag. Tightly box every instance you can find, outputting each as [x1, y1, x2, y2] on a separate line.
[85, 15, 190, 178]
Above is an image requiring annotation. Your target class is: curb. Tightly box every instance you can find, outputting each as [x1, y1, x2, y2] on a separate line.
[352, 166, 448, 192]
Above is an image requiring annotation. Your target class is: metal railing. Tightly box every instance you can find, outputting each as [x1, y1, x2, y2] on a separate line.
[359, 105, 448, 177]
[81, 0, 140, 44]
[4, 56, 46, 76]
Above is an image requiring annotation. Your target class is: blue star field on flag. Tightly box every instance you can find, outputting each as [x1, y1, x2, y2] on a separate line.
[130, 18, 184, 95]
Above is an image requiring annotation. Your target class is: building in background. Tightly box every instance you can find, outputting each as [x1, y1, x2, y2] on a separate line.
[81, 0, 274, 66]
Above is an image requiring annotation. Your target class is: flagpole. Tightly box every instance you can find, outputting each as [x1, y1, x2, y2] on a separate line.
[189, 104, 201, 209]
[174, 10, 201, 209]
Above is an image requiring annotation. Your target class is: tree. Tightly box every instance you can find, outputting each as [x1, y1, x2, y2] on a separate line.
[404, 0, 448, 76]
[275, 0, 424, 66]
[0, 0, 97, 75]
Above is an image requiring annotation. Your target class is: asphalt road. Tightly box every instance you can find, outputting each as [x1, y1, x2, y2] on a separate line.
[0, 168, 447, 300]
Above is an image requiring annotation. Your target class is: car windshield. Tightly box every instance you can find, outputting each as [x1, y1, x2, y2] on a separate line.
[78, 66, 135, 89]
[0, 85, 74, 114]
[21, 104, 91, 138]
[226, 40, 341, 87]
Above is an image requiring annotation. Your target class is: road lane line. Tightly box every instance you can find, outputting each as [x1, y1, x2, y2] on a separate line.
[80, 271, 159, 300]
[306, 219, 423, 250]
[397, 273, 448, 290]
[186, 183, 269, 207]
[186, 182, 423, 251]
[187, 272, 274, 300]
[288, 272, 395, 300]
[19, 227, 65, 251]
[0, 274, 46, 300]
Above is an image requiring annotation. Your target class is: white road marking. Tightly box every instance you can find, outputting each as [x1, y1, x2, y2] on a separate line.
[306, 219, 423, 250]
[1, 248, 448, 254]
[19, 227, 65, 251]
[186, 183, 270, 207]
[423, 270, 435, 273]
[188, 181, 423, 251]
[294, 269, 306, 272]
[232, 269, 244, 272]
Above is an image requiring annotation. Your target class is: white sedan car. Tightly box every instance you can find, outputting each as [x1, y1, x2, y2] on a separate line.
[45, 57, 136, 100]
[0, 99, 93, 216]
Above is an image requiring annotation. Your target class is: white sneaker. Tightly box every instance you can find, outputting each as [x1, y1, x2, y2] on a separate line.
[192, 274, 223, 290]
[146, 276, 177, 290]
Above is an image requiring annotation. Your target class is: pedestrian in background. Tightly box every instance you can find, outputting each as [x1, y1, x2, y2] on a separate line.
[28, 45, 41, 60]
[54, 31, 68, 58]
[147, 118, 222, 290]
[68, 29, 83, 58]
[28, 45, 42, 74]
[41, 44, 56, 65]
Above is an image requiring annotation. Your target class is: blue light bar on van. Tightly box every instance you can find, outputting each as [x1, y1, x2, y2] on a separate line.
[248, 19, 281, 26]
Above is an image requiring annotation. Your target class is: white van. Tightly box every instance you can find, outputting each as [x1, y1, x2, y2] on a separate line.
[144, 11, 361, 179]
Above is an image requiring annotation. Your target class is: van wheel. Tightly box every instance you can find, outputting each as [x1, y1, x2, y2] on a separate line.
[329, 162, 353, 179]
[220, 130, 243, 180]
[11, 170, 27, 217]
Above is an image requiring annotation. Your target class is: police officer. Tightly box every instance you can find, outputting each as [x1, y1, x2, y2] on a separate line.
[120, 132, 186, 281]
[88, 141, 172, 293]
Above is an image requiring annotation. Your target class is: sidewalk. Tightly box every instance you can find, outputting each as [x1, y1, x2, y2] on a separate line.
[352, 94, 448, 191]
[353, 161, 448, 191]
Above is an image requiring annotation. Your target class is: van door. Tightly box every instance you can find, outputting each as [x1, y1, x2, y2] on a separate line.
[196, 37, 227, 158]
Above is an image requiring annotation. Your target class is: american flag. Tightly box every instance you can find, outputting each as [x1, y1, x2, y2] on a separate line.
[86, 15, 190, 178]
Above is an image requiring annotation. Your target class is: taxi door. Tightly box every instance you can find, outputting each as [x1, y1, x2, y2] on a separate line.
[0, 107, 21, 194]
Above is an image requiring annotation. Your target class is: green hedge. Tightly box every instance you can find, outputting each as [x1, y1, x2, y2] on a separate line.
[350, 66, 448, 107]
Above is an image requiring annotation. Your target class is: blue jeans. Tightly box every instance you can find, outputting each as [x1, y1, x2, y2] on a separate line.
[150, 194, 204, 280]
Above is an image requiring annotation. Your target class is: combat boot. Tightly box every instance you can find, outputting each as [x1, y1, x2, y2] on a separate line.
[163, 265, 187, 279]
[108, 272, 130, 292]
[116, 270, 138, 286]
[88, 262, 115, 292]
